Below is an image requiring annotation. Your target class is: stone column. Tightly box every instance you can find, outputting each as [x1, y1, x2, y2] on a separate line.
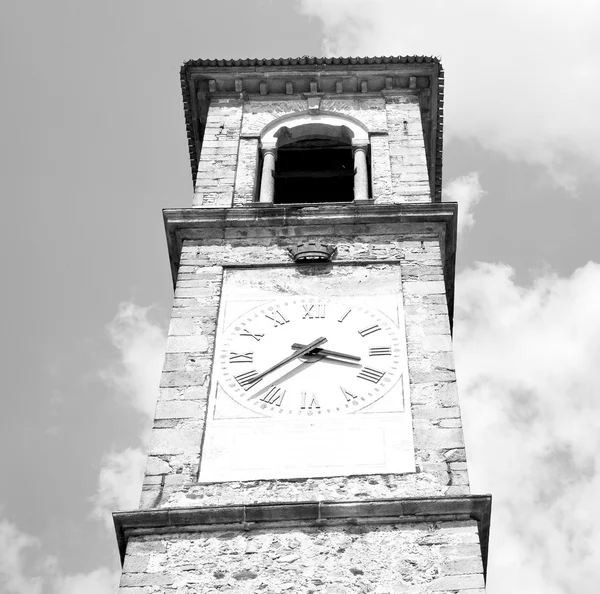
[259, 147, 277, 203]
[353, 145, 369, 201]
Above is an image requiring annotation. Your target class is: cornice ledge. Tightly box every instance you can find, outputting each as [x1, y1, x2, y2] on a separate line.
[163, 202, 457, 227]
[114, 494, 491, 576]
[163, 203, 457, 320]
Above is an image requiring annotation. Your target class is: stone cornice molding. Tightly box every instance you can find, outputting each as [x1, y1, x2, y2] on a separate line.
[114, 495, 491, 578]
[163, 202, 457, 325]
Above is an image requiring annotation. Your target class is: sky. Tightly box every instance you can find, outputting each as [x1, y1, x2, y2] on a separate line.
[1, 0, 599, 592]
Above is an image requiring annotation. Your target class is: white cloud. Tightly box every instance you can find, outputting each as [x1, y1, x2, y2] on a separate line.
[0, 517, 42, 594]
[299, 0, 600, 189]
[0, 303, 159, 593]
[454, 261, 600, 593]
[91, 302, 166, 533]
[94, 302, 167, 528]
[91, 448, 146, 531]
[0, 513, 118, 594]
[443, 172, 486, 234]
[101, 301, 166, 419]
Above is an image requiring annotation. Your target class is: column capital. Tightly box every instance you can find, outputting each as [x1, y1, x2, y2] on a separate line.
[351, 143, 369, 154]
[260, 141, 277, 155]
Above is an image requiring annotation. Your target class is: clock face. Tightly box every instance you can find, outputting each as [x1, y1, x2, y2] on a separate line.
[216, 296, 405, 416]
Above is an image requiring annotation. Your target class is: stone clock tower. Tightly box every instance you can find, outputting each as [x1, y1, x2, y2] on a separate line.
[114, 56, 491, 593]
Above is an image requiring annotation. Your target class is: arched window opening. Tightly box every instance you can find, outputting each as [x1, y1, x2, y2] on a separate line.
[274, 135, 354, 204]
[258, 115, 370, 204]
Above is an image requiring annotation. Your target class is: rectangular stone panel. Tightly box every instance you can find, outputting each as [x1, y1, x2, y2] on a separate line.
[199, 263, 415, 482]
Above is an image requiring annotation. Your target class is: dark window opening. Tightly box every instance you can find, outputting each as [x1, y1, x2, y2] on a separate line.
[273, 138, 354, 204]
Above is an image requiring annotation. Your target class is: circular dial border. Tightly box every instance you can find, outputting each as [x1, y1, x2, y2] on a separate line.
[216, 297, 405, 417]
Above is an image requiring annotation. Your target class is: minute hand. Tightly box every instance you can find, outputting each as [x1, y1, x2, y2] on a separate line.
[291, 343, 361, 362]
[252, 337, 327, 382]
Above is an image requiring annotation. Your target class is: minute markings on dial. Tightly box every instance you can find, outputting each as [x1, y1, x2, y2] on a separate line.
[357, 367, 386, 383]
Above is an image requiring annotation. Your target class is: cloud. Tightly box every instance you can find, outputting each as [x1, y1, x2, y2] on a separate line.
[0, 303, 160, 593]
[0, 517, 42, 594]
[91, 448, 146, 530]
[94, 302, 168, 529]
[0, 513, 118, 594]
[443, 172, 486, 234]
[298, 0, 600, 189]
[454, 261, 600, 593]
[101, 301, 166, 419]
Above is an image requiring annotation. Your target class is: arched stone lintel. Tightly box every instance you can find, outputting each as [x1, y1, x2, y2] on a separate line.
[260, 112, 369, 150]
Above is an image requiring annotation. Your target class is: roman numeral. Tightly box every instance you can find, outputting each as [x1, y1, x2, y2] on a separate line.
[357, 367, 385, 384]
[369, 346, 392, 356]
[338, 309, 351, 323]
[301, 391, 320, 410]
[358, 324, 381, 337]
[234, 370, 261, 390]
[302, 303, 326, 319]
[229, 352, 253, 363]
[264, 310, 289, 327]
[239, 328, 264, 341]
[260, 386, 286, 406]
[340, 386, 358, 402]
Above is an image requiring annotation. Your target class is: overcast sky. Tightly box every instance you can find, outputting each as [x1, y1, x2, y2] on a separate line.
[1, 1, 599, 593]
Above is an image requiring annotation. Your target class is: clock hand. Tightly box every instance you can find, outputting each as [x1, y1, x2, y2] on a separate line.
[252, 337, 327, 382]
[291, 343, 361, 362]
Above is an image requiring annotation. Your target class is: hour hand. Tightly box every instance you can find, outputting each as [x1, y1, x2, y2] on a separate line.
[291, 343, 361, 362]
[252, 337, 328, 382]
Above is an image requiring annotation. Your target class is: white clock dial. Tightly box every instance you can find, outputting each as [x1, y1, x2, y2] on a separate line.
[216, 297, 405, 416]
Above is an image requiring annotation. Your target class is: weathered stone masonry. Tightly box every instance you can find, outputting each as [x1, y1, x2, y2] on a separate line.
[141, 208, 464, 510]
[194, 95, 430, 208]
[119, 519, 485, 594]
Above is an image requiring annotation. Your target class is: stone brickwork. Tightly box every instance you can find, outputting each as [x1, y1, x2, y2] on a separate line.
[370, 134, 394, 202]
[232, 137, 259, 205]
[140, 210, 466, 510]
[118, 520, 484, 593]
[241, 100, 309, 136]
[385, 98, 430, 202]
[193, 99, 243, 207]
[192, 93, 431, 208]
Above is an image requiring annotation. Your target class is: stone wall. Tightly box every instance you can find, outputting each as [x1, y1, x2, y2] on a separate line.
[140, 215, 466, 510]
[118, 520, 484, 593]
[193, 99, 243, 207]
[385, 97, 430, 202]
[191, 94, 431, 208]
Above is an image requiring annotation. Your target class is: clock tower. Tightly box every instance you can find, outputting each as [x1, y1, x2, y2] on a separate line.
[114, 56, 491, 593]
